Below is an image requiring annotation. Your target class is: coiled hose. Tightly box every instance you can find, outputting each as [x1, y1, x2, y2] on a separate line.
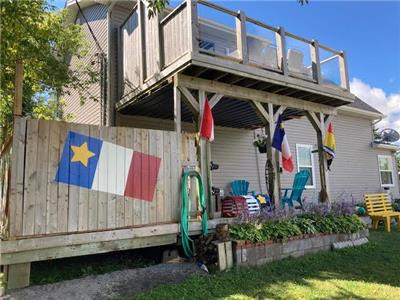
[180, 170, 208, 257]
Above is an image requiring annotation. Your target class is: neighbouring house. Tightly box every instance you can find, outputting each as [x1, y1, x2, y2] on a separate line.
[1, 0, 399, 289]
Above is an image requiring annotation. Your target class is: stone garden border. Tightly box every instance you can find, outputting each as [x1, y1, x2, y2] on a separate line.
[233, 229, 369, 266]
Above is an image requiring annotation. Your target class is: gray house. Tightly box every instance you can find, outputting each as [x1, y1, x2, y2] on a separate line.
[64, 0, 400, 203]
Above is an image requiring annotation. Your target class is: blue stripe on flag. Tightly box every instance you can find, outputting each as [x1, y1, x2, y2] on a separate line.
[55, 131, 103, 189]
[272, 114, 284, 151]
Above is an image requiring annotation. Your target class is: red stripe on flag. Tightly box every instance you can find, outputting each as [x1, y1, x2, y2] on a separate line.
[124, 151, 161, 201]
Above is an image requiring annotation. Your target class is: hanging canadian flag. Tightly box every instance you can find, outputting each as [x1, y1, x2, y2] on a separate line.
[200, 97, 214, 142]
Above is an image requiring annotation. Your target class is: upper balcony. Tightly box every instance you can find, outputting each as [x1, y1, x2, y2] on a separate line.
[117, 0, 355, 111]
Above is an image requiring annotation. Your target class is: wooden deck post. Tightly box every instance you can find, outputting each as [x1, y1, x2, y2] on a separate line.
[276, 27, 288, 76]
[14, 59, 23, 117]
[305, 111, 330, 202]
[339, 51, 350, 90]
[310, 40, 322, 84]
[187, 0, 199, 54]
[198, 90, 213, 216]
[138, 0, 146, 86]
[5, 263, 31, 289]
[251, 101, 281, 207]
[173, 79, 182, 219]
[236, 11, 248, 64]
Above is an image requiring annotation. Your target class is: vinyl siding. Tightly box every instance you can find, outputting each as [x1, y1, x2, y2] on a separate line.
[210, 112, 400, 203]
[64, 4, 108, 125]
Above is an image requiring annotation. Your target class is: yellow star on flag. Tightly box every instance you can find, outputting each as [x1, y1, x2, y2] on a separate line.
[70, 142, 95, 167]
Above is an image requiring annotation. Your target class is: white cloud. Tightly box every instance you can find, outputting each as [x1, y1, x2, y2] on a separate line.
[350, 78, 400, 134]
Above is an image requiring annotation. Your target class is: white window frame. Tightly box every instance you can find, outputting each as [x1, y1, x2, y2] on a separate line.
[296, 144, 316, 189]
[377, 155, 395, 187]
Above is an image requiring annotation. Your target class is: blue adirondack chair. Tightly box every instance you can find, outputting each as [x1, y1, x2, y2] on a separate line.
[230, 180, 255, 196]
[281, 170, 310, 207]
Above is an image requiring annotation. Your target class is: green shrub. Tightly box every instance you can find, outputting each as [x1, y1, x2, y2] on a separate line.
[229, 214, 366, 243]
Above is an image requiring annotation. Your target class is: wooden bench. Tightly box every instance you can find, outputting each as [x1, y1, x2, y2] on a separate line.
[364, 193, 400, 232]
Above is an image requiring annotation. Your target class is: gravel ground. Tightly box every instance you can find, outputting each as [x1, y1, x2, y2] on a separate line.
[3, 262, 205, 300]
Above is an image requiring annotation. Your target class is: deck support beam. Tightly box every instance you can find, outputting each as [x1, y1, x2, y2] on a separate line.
[305, 111, 331, 202]
[176, 74, 337, 116]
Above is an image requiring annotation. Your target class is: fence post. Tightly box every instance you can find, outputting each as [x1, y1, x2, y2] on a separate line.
[14, 60, 23, 117]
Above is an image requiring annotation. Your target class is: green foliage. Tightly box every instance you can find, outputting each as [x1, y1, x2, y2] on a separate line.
[0, 0, 97, 142]
[31, 95, 72, 121]
[393, 199, 400, 212]
[229, 214, 366, 243]
[147, 0, 169, 19]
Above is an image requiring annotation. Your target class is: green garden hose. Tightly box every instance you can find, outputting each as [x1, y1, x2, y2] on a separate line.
[180, 170, 208, 257]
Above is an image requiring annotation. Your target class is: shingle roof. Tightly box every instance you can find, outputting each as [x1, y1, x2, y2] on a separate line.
[347, 97, 383, 115]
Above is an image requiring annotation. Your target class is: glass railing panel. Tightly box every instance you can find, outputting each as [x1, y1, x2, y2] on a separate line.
[319, 47, 341, 87]
[197, 2, 239, 60]
[245, 20, 279, 71]
[285, 34, 313, 80]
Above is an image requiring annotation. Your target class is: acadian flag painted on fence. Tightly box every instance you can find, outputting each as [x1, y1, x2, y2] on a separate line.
[323, 122, 336, 170]
[55, 131, 161, 201]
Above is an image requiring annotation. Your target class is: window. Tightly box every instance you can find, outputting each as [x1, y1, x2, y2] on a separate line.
[378, 155, 395, 187]
[296, 144, 315, 188]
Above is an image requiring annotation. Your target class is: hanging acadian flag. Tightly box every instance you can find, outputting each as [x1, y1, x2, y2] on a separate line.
[272, 114, 294, 172]
[55, 131, 161, 201]
[200, 97, 214, 142]
[323, 122, 336, 170]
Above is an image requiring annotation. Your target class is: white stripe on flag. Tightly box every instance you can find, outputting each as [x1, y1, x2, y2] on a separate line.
[92, 141, 133, 195]
[281, 135, 291, 159]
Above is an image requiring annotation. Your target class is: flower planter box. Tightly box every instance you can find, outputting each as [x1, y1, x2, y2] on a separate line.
[232, 229, 369, 266]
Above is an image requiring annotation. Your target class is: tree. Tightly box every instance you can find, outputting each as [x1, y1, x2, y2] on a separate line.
[0, 0, 97, 143]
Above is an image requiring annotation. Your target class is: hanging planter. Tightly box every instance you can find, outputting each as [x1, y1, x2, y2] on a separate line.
[253, 134, 268, 153]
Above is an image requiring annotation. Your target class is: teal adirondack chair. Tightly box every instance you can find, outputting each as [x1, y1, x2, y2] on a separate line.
[230, 180, 255, 196]
[281, 170, 310, 207]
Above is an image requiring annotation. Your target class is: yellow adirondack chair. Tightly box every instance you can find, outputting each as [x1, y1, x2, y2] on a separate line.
[364, 193, 400, 232]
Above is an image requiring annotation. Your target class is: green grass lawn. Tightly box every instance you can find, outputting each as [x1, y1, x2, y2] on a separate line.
[131, 230, 400, 300]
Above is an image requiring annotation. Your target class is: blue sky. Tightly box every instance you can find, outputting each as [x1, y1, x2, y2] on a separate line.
[57, 0, 400, 131]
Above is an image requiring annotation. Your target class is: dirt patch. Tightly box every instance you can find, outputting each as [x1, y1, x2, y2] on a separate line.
[3, 263, 205, 300]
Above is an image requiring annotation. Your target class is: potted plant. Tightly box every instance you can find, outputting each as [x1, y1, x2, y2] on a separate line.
[253, 134, 268, 153]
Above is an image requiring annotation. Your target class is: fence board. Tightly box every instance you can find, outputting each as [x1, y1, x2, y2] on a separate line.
[23, 119, 39, 236]
[78, 124, 90, 231]
[88, 125, 100, 231]
[7, 118, 193, 237]
[46, 121, 60, 233]
[35, 120, 50, 234]
[124, 127, 134, 227]
[97, 126, 108, 230]
[57, 121, 70, 232]
[9, 117, 27, 237]
[116, 126, 126, 228]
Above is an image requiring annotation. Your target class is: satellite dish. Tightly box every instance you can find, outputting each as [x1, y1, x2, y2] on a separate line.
[379, 128, 400, 144]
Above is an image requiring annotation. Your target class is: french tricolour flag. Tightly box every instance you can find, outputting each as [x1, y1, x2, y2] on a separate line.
[272, 114, 294, 172]
[55, 131, 161, 201]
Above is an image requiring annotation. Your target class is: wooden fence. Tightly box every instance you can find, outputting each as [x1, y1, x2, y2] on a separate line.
[6, 118, 197, 238]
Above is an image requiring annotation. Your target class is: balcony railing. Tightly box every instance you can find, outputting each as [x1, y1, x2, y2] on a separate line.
[122, 0, 350, 94]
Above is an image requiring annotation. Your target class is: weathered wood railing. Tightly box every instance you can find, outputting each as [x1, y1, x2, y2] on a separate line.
[120, 0, 349, 93]
[6, 118, 197, 239]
